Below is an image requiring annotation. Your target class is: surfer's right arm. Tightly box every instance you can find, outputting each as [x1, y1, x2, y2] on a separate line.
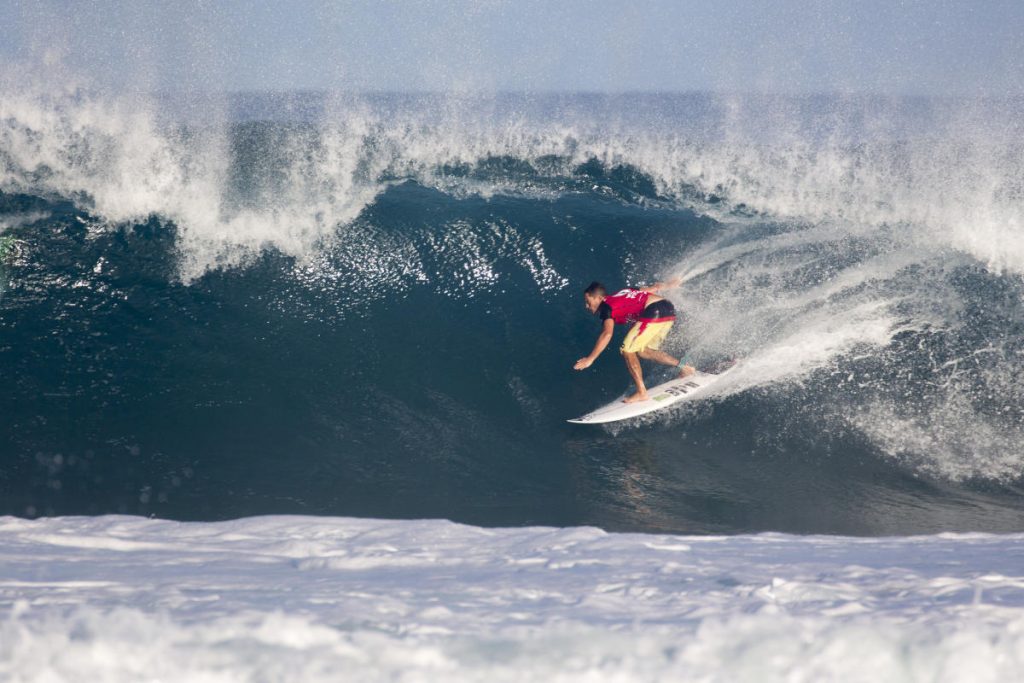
[574, 318, 615, 370]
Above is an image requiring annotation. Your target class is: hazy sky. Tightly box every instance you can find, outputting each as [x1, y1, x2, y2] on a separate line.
[2, 0, 1022, 94]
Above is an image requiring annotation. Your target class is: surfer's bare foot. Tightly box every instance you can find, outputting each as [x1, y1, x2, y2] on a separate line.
[679, 364, 695, 378]
[623, 391, 650, 403]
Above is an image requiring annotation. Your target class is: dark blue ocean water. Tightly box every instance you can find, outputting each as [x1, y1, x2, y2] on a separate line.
[2, 92, 1023, 534]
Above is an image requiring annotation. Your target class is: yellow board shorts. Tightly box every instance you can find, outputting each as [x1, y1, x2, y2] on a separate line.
[621, 319, 674, 354]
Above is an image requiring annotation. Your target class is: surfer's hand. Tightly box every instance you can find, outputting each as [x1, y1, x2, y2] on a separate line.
[574, 357, 593, 370]
[665, 275, 682, 289]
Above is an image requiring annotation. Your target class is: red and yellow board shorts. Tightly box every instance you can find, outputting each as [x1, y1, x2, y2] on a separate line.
[621, 318, 674, 354]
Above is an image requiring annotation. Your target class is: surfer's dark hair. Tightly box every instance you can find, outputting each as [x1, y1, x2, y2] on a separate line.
[584, 281, 606, 297]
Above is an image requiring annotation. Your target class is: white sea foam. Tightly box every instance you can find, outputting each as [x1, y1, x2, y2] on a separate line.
[661, 188, 1024, 479]
[3, 76, 1022, 279]
[0, 75, 382, 281]
[0, 515, 1023, 682]
[656, 108, 1024, 477]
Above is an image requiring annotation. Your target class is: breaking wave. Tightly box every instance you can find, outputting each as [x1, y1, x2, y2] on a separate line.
[2, 76, 1024, 531]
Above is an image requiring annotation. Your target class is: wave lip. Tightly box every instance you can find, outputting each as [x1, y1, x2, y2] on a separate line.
[4, 88, 1022, 279]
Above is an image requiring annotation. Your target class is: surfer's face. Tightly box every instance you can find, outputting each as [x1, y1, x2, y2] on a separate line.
[584, 293, 602, 314]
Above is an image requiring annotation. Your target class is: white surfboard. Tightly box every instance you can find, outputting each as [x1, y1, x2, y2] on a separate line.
[567, 369, 729, 425]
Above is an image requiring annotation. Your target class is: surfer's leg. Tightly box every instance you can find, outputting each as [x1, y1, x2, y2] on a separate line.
[638, 348, 677, 366]
[621, 351, 649, 403]
[639, 348, 696, 378]
[635, 321, 694, 378]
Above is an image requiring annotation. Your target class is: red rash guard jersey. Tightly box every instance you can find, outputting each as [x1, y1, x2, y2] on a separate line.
[598, 289, 650, 325]
[598, 288, 677, 325]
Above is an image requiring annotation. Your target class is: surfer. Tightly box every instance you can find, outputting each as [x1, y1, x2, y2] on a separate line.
[574, 278, 694, 403]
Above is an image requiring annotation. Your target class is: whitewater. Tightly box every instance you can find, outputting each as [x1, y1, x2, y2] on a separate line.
[3, 515, 1024, 682]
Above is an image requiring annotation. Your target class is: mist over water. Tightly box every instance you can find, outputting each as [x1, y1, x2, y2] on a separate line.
[3, 41, 1024, 533]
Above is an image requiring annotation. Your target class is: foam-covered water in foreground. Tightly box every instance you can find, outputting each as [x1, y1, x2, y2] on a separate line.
[2, 515, 1023, 681]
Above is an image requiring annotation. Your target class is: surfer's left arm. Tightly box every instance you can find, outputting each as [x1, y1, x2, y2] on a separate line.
[640, 276, 682, 293]
[574, 318, 614, 370]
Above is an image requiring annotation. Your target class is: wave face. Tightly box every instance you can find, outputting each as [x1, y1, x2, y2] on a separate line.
[2, 89, 1024, 534]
